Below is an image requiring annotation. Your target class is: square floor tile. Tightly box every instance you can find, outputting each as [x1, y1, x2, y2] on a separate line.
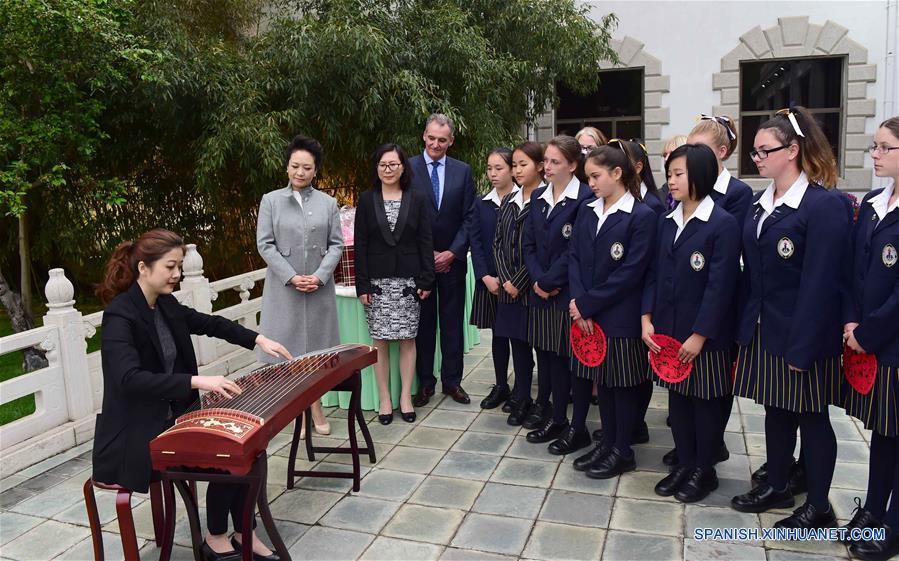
[616, 471, 668, 500]
[379, 446, 446, 474]
[539, 490, 613, 528]
[609, 497, 684, 537]
[439, 547, 515, 561]
[288, 526, 374, 560]
[382, 504, 465, 545]
[684, 506, 759, 542]
[421, 410, 479, 430]
[0, 511, 44, 545]
[451, 433, 514, 456]
[269, 488, 344, 524]
[472, 482, 546, 519]
[319, 495, 401, 534]
[551, 463, 618, 495]
[358, 469, 425, 502]
[522, 521, 605, 561]
[490, 458, 557, 487]
[401, 427, 464, 450]
[759, 512, 850, 557]
[468, 413, 522, 435]
[360, 421, 415, 444]
[58, 532, 146, 561]
[433, 452, 501, 481]
[409, 476, 484, 510]
[602, 530, 682, 561]
[683, 538, 766, 561]
[450, 513, 533, 556]
[3, 520, 91, 560]
[361, 536, 443, 561]
[505, 436, 563, 463]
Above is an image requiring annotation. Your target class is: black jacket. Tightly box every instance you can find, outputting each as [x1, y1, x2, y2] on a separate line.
[354, 187, 435, 295]
[91, 282, 257, 493]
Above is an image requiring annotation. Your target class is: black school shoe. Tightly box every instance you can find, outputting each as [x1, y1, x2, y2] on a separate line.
[752, 461, 807, 495]
[675, 467, 719, 503]
[480, 385, 511, 409]
[548, 426, 592, 455]
[591, 422, 650, 445]
[850, 524, 899, 561]
[522, 401, 552, 430]
[663, 443, 730, 467]
[774, 502, 837, 529]
[654, 466, 692, 497]
[585, 447, 636, 479]
[731, 483, 795, 513]
[574, 444, 609, 471]
[506, 397, 532, 426]
[842, 498, 883, 545]
[501, 393, 520, 413]
[526, 418, 569, 443]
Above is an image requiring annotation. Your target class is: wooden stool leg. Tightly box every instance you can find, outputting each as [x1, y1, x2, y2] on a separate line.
[286, 413, 303, 489]
[158, 478, 177, 561]
[304, 407, 315, 460]
[347, 382, 361, 492]
[83, 479, 105, 561]
[254, 455, 290, 561]
[149, 480, 164, 546]
[354, 375, 377, 463]
[114, 489, 140, 561]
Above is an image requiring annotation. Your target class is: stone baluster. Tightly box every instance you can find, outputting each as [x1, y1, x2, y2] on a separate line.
[179, 244, 218, 366]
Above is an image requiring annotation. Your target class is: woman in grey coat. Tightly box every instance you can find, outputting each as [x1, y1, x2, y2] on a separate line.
[256, 134, 344, 436]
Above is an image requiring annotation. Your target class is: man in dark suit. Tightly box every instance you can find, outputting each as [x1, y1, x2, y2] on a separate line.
[410, 113, 476, 405]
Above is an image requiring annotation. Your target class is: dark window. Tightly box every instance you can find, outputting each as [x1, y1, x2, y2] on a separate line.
[739, 57, 844, 177]
[555, 68, 644, 141]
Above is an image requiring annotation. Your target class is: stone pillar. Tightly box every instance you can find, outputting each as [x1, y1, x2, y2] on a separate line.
[179, 244, 218, 366]
[42, 268, 93, 421]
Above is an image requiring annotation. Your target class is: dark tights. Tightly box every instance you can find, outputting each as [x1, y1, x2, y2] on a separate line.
[668, 391, 725, 469]
[535, 349, 571, 424]
[596, 384, 640, 456]
[492, 336, 534, 399]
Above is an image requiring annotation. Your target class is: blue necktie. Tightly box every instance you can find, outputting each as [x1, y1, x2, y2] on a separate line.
[430, 161, 441, 208]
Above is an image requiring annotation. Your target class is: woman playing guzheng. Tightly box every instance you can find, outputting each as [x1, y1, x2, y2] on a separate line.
[92, 229, 290, 561]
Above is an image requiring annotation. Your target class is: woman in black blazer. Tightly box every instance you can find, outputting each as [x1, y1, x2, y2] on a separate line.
[354, 144, 435, 425]
[93, 229, 290, 561]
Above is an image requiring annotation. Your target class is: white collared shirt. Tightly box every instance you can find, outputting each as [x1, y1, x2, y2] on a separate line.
[482, 187, 510, 207]
[754, 172, 810, 238]
[539, 176, 581, 213]
[588, 191, 636, 233]
[869, 181, 899, 221]
[423, 152, 447, 207]
[667, 195, 715, 242]
[511, 183, 538, 210]
[640, 182, 648, 199]
[713, 168, 732, 196]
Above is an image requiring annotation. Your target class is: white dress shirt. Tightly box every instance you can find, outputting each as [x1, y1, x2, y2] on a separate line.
[587, 191, 636, 233]
[423, 152, 447, 208]
[667, 195, 715, 242]
[869, 181, 899, 221]
[713, 168, 732, 196]
[754, 172, 810, 238]
[539, 176, 581, 213]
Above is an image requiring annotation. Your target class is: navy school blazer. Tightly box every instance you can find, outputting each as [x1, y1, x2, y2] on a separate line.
[736, 184, 850, 370]
[642, 190, 667, 216]
[643, 205, 741, 350]
[843, 188, 899, 365]
[569, 197, 658, 338]
[710, 176, 754, 227]
[522, 182, 593, 310]
[408, 154, 476, 261]
[469, 194, 502, 288]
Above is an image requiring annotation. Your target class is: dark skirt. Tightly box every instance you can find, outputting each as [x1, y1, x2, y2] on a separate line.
[528, 306, 570, 358]
[654, 347, 734, 399]
[470, 288, 497, 329]
[494, 299, 528, 341]
[733, 327, 844, 414]
[845, 363, 899, 437]
[572, 337, 649, 388]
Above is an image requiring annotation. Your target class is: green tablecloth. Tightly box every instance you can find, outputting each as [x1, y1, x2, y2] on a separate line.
[320, 258, 481, 410]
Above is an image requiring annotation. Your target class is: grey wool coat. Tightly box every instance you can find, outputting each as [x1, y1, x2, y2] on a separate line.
[256, 185, 344, 363]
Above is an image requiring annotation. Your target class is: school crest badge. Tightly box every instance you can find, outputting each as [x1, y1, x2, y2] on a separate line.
[690, 251, 706, 271]
[610, 242, 624, 261]
[562, 223, 573, 239]
[777, 237, 795, 259]
[884, 244, 898, 268]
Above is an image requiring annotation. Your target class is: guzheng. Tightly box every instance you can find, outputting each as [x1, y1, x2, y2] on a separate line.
[150, 343, 377, 475]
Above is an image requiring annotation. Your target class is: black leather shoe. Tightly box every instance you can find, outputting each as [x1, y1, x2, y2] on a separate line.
[675, 467, 719, 503]
[480, 385, 510, 409]
[202, 541, 239, 561]
[774, 502, 837, 529]
[841, 497, 882, 545]
[523, 401, 551, 430]
[507, 398, 532, 426]
[592, 428, 603, 441]
[631, 422, 650, 444]
[502, 393, 520, 413]
[731, 483, 794, 513]
[655, 465, 691, 497]
[548, 426, 592, 455]
[573, 444, 609, 471]
[400, 410, 416, 423]
[789, 461, 808, 495]
[850, 524, 899, 561]
[526, 418, 569, 443]
[443, 385, 471, 404]
[378, 412, 394, 425]
[751, 461, 769, 485]
[585, 447, 636, 479]
[230, 537, 280, 561]
[413, 387, 435, 407]
[716, 443, 730, 464]
[663, 448, 679, 467]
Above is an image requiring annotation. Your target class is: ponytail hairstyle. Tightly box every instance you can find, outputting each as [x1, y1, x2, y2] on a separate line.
[546, 135, 585, 182]
[664, 144, 719, 201]
[690, 115, 739, 159]
[611, 139, 661, 203]
[585, 145, 642, 200]
[880, 116, 899, 141]
[97, 229, 186, 304]
[759, 105, 838, 188]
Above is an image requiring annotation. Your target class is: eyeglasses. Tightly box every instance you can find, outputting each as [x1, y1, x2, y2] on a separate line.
[749, 145, 789, 160]
[868, 144, 899, 155]
[378, 162, 402, 171]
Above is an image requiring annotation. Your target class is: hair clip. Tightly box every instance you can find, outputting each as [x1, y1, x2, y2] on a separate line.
[697, 114, 737, 141]
[775, 107, 805, 138]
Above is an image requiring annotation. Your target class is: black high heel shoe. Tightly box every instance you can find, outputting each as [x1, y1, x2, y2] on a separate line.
[230, 536, 280, 561]
[201, 541, 239, 561]
[378, 411, 394, 425]
[400, 410, 416, 423]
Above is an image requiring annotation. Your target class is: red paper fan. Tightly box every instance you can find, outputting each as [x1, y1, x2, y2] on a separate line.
[649, 334, 693, 383]
[570, 320, 607, 367]
[843, 345, 877, 396]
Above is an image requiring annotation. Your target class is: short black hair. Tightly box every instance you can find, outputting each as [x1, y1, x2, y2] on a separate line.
[285, 134, 323, 171]
[664, 143, 718, 200]
[370, 143, 413, 191]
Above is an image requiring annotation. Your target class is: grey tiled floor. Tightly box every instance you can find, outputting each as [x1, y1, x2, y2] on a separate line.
[0, 330, 874, 560]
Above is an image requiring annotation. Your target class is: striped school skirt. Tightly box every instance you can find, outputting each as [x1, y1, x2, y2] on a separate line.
[845, 363, 899, 437]
[528, 306, 570, 357]
[733, 327, 844, 414]
[655, 348, 734, 399]
[572, 337, 649, 388]
[470, 288, 496, 329]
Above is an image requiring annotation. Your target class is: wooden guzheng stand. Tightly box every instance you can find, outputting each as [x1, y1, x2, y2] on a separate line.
[150, 344, 378, 561]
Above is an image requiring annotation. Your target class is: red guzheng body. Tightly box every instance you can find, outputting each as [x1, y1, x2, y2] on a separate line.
[150, 344, 377, 475]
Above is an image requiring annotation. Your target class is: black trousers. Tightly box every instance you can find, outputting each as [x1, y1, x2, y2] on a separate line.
[492, 335, 534, 394]
[416, 263, 466, 390]
[668, 391, 725, 469]
[206, 482, 257, 535]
